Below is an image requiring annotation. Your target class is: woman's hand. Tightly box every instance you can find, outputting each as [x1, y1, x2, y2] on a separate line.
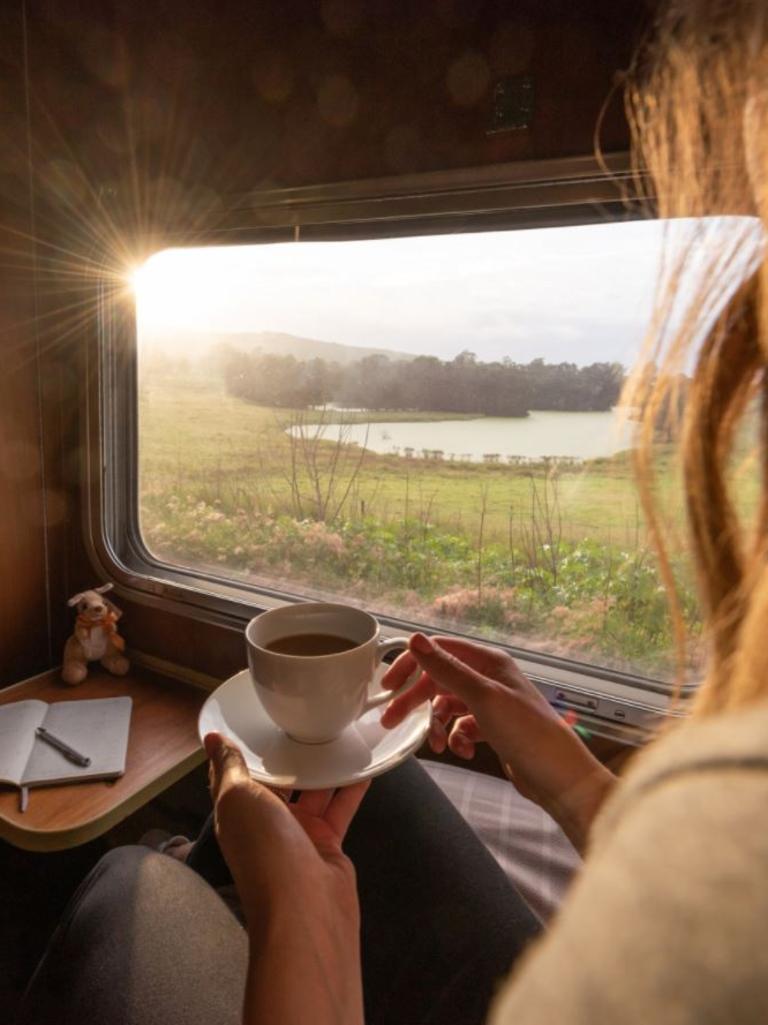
[381, 634, 615, 851]
[205, 732, 368, 1025]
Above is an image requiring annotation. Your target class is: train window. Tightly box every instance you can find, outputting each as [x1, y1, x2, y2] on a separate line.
[128, 216, 758, 690]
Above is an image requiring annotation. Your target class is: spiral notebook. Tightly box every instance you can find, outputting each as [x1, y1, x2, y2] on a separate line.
[0, 697, 132, 790]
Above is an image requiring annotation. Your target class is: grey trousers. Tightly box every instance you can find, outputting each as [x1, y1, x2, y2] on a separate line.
[16, 759, 541, 1025]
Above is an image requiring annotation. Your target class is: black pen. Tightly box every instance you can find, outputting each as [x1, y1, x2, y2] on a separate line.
[35, 727, 92, 767]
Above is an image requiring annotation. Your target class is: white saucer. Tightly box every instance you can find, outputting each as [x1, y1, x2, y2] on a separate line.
[198, 666, 431, 790]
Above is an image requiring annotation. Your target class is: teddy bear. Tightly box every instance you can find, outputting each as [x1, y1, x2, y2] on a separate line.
[62, 583, 130, 685]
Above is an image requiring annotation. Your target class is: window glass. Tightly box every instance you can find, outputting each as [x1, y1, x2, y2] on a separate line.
[133, 219, 758, 683]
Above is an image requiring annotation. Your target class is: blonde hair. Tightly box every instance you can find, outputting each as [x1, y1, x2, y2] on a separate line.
[625, 0, 768, 716]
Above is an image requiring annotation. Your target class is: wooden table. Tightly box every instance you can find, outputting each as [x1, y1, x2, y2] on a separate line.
[0, 666, 208, 851]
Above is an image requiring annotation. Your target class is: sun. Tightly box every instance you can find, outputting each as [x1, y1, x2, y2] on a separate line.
[128, 263, 151, 297]
[128, 251, 198, 329]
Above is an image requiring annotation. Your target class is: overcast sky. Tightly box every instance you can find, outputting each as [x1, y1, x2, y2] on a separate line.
[133, 218, 756, 368]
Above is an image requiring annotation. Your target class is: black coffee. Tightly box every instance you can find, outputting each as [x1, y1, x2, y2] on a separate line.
[265, 633, 360, 656]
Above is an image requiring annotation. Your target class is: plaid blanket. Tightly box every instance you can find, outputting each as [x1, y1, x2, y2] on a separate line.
[421, 760, 580, 923]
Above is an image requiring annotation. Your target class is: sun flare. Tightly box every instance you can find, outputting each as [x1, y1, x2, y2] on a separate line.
[130, 252, 202, 328]
[129, 264, 149, 293]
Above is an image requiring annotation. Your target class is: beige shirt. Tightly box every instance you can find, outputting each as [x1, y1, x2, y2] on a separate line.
[491, 701, 768, 1024]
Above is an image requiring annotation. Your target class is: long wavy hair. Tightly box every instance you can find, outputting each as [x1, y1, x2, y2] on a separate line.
[624, 0, 768, 715]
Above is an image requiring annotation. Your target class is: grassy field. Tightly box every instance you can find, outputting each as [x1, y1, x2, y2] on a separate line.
[139, 380, 682, 547]
[138, 377, 721, 679]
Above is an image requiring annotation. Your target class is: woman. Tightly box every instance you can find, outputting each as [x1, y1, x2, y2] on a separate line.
[17, 1, 768, 1022]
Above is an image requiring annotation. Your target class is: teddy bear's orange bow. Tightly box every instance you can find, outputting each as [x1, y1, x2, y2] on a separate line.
[76, 611, 126, 651]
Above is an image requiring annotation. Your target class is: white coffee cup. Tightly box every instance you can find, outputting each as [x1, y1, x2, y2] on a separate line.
[246, 602, 413, 744]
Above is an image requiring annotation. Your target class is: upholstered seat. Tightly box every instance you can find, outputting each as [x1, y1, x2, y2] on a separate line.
[421, 760, 580, 923]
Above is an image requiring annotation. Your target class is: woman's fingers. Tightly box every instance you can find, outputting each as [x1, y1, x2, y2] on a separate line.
[408, 634, 497, 709]
[428, 715, 448, 753]
[381, 649, 418, 690]
[447, 714, 482, 759]
[294, 782, 371, 840]
[450, 714, 483, 742]
[267, 785, 294, 803]
[450, 736, 475, 759]
[204, 731, 250, 801]
[418, 634, 510, 678]
[380, 670, 433, 728]
[381, 634, 506, 733]
[324, 781, 371, 839]
[205, 735, 369, 842]
[432, 693, 468, 723]
[427, 694, 468, 753]
[383, 636, 504, 691]
[295, 789, 335, 818]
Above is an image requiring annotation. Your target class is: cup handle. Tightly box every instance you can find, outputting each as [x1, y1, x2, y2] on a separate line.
[363, 637, 414, 713]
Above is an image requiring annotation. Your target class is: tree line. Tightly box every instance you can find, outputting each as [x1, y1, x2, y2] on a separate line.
[218, 346, 625, 416]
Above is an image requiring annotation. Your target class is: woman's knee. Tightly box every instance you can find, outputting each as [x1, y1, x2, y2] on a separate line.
[67, 846, 177, 921]
[18, 846, 247, 1025]
[96, 844, 179, 893]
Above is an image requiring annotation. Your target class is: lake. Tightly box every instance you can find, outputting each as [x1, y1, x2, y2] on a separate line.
[290, 409, 635, 462]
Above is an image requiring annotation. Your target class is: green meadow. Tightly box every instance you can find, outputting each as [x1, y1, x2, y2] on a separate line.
[137, 377, 735, 680]
[139, 381, 674, 544]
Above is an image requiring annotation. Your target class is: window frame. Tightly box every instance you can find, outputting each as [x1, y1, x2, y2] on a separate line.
[84, 151, 693, 742]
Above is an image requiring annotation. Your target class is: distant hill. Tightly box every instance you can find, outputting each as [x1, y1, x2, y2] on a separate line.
[142, 329, 415, 366]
